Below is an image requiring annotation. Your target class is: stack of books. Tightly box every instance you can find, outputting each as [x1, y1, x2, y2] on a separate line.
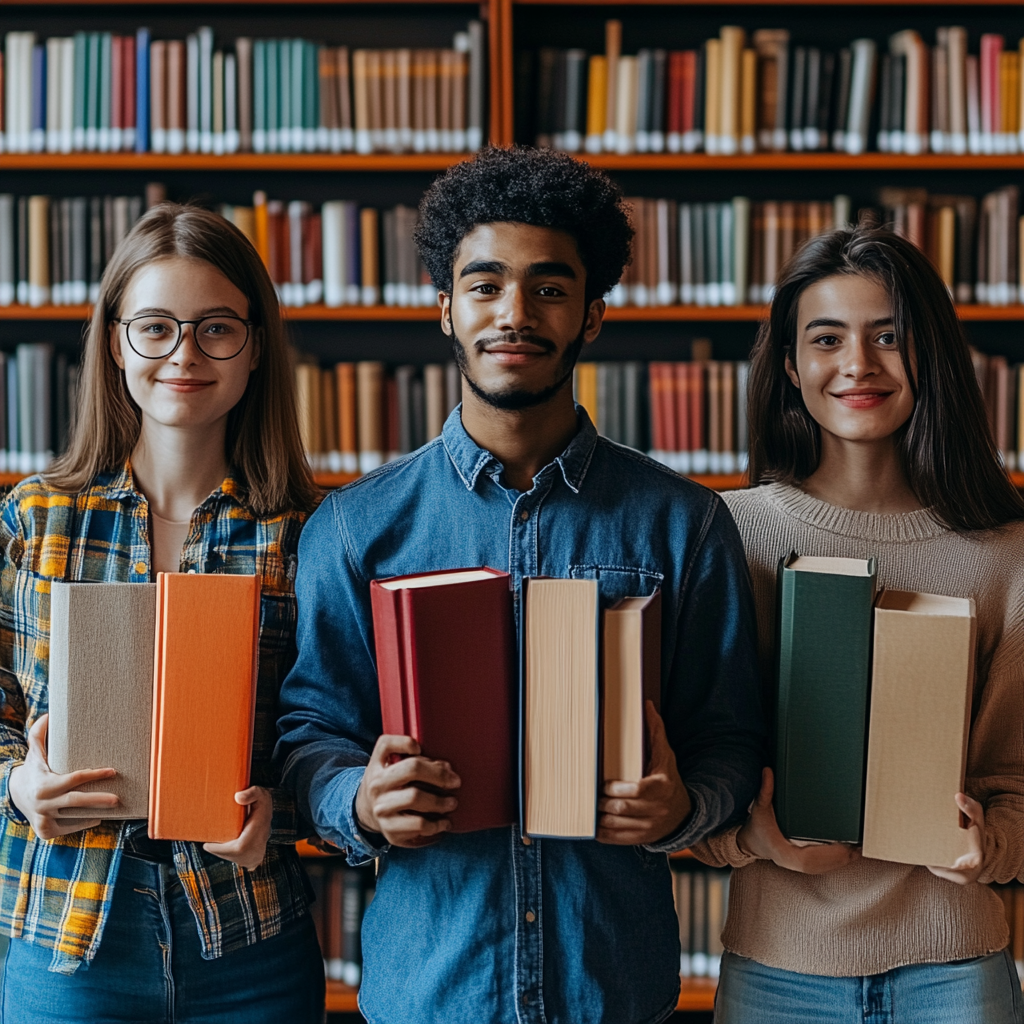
[525, 22, 1024, 157]
[2, 22, 486, 156]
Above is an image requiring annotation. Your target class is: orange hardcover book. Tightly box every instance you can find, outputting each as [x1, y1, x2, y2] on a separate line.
[149, 573, 261, 843]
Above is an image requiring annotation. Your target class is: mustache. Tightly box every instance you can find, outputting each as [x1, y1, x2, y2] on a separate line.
[474, 333, 558, 354]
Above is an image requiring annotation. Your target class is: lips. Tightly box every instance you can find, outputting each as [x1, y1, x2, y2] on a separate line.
[480, 343, 549, 365]
[830, 390, 893, 409]
[157, 378, 215, 393]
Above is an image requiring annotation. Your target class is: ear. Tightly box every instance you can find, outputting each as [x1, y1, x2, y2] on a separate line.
[582, 298, 606, 347]
[784, 347, 801, 390]
[109, 321, 126, 370]
[438, 292, 453, 337]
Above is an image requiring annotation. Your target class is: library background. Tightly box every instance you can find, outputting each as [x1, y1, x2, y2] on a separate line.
[3, 0, 1024, 1019]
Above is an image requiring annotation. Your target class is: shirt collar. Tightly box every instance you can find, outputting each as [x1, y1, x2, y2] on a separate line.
[100, 460, 247, 509]
[441, 404, 598, 495]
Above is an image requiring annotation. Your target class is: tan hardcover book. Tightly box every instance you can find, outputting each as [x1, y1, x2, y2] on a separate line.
[366, 50, 383, 149]
[423, 363, 445, 440]
[232, 206, 257, 249]
[396, 48, 412, 150]
[522, 578, 599, 839]
[382, 49, 397, 149]
[294, 362, 321, 460]
[948, 27, 968, 150]
[150, 41, 167, 150]
[352, 50, 370, 152]
[356, 360, 384, 471]
[614, 56, 637, 151]
[862, 590, 977, 868]
[360, 207, 379, 306]
[149, 573, 260, 842]
[439, 50, 453, 147]
[719, 27, 744, 155]
[412, 50, 426, 146]
[49, 582, 157, 820]
[740, 48, 757, 153]
[602, 591, 661, 784]
[319, 46, 338, 134]
[603, 19, 622, 149]
[236, 38, 252, 151]
[936, 205, 955, 291]
[28, 195, 49, 306]
[335, 362, 358, 472]
[753, 29, 789, 151]
[337, 47, 353, 135]
[424, 50, 439, 150]
[721, 361, 735, 459]
[574, 361, 597, 424]
[704, 39, 722, 153]
[763, 200, 780, 296]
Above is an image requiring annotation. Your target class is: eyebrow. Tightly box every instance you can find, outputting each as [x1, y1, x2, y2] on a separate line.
[128, 305, 245, 318]
[458, 260, 578, 280]
[803, 316, 894, 330]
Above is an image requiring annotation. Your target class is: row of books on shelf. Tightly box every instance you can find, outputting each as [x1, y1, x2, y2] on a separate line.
[672, 865, 729, 979]
[609, 188, 1024, 310]
[304, 861, 375, 988]
[528, 21, 1024, 157]
[1, 23, 486, 156]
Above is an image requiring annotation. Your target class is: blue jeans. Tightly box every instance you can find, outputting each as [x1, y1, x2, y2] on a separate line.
[0, 854, 325, 1024]
[715, 949, 1023, 1024]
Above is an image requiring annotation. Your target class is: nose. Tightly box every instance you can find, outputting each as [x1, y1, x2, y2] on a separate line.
[839, 336, 880, 379]
[168, 323, 204, 364]
[493, 283, 539, 335]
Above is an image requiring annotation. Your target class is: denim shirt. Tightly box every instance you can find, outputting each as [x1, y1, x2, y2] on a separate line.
[277, 407, 765, 1024]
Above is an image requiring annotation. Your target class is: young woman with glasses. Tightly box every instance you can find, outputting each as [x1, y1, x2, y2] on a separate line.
[0, 204, 324, 1022]
[695, 225, 1024, 1024]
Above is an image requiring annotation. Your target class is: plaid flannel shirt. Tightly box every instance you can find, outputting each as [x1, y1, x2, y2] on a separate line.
[0, 464, 313, 973]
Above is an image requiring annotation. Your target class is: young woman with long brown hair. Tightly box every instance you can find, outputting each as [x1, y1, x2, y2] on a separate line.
[696, 224, 1024, 1024]
[0, 204, 323, 1022]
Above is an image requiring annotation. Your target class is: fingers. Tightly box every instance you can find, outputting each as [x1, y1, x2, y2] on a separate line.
[603, 780, 643, 799]
[372, 734, 423, 765]
[783, 843, 861, 875]
[39, 818, 103, 839]
[46, 768, 117, 795]
[381, 813, 452, 847]
[758, 767, 774, 806]
[384, 755, 461, 792]
[51, 790, 119, 811]
[376, 786, 458, 820]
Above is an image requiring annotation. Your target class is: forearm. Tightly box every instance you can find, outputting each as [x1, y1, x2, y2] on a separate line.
[690, 824, 760, 870]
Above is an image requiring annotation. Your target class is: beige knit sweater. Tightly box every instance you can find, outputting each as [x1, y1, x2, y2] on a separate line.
[693, 482, 1024, 976]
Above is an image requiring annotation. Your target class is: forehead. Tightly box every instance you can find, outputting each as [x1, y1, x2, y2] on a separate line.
[453, 222, 583, 272]
[798, 273, 893, 321]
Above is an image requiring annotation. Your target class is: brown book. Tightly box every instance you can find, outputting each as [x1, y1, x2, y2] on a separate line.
[522, 577, 599, 839]
[360, 207, 379, 306]
[352, 49, 370, 153]
[335, 362, 358, 472]
[356, 360, 384, 471]
[762, 200, 780, 298]
[740, 48, 757, 152]
[336, 46, 353, 141]
[320, 362, 337, 458]
[706, 361, 722, 459]
[49, 582, 157, 821]
[753, 29, 789, 151]
[601, 591, 661, 784]
[397, 48, 412, 151]
[150, 40, 167, 151]
[167, 40, 185, 153]
[439, 50, 453, 149]
[424, 50, 439, 151]
[720, 361, 736, 465]
[862, 590, 977, 868]
[149, 573, 260, 843]
[366, 50, 383, 151]
[604, 19, 622, 149]
[382, 49, 397, 151]
[319, 45, 338, 136]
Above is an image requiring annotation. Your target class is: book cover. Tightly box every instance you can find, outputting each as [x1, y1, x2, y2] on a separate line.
[862, 590, 976, 868]
[149, 572, 260, 843]
[775, 553, 877, 843]
[49, 581, 157, 820]
[370, 566, 516, 834]
[521, 577, 599, 839]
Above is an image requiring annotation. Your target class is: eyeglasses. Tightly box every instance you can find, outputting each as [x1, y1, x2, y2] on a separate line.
[118, 315, 254, 361]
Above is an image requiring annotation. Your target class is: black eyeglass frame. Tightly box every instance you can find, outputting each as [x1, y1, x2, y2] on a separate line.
[116, 315, 255, 361]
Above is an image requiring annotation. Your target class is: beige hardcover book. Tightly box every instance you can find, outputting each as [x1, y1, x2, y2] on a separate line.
[947, 27, 968, 151]
[356, 360, 384, 471]
[614, 56, 637, 153]
[718, 27, 744, 155]
[360, 207, 379, 306]
[732, 196, 750, 306]
[49, 582, 157, 820]
[382, 49, 397, 150]
[352, 50, 370, 152]
[294, 362, 322, 460]
[740, 48, 757, 153]
[397, 48, 412, 150]
[862, 590, 977, 868]
[28, 196, 49, 306]
[937, 205, 956, 292]
[424, 50, 439, 151]
[337, 46, 353, 135]
[602, 591, 661, 784]
[523, 578, 599, 839]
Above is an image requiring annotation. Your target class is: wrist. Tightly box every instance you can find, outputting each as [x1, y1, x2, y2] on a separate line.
[353, 781, 380, 838]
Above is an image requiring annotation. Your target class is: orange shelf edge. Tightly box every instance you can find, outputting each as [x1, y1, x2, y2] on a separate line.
[9, 304, 1024, 322]
[0, 152, 472, 172]
[324, 978, 717, 1014]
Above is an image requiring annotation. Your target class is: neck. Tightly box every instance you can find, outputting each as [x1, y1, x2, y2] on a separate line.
[799, 432, 923, 514]
[460, 382, 579, 492]
[130, 417, 230, 521]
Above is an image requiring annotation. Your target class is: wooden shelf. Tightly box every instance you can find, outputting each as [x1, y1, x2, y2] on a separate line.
[516, 0, 1022, 5]
[324, 977, 717, 1014]
[10, 304, 1024, 322]
[581, 153, 1024, 171]
[0, 153, 471, 172]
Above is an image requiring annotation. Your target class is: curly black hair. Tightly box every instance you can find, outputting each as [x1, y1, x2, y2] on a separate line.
[414, 146, 634, 303]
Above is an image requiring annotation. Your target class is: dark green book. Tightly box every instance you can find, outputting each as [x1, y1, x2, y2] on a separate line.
[775, 553, 877, 843]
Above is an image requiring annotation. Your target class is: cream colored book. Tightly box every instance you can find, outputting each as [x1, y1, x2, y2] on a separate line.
[718, 27, 744, 155]
[49, 582, 157, 820]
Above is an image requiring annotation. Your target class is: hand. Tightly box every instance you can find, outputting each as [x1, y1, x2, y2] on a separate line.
[7, 714, 119, 839]
[203, 786, 273, 871]
[597, 702, 692, 845]
[927, 793, 985, 885]
[355, 734, 460, 849]
[737, 767, 861, 874]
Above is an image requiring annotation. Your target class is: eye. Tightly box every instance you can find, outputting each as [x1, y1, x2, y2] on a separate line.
[812, 334, 841, 347]
[876, 332, 898, 347]
[471, 282, 499, 295]
[537, 286, 565, 297]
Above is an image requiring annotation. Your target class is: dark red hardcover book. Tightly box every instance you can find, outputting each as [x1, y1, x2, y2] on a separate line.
[370, 567, 517, 833]
[667, 53, 683, 135]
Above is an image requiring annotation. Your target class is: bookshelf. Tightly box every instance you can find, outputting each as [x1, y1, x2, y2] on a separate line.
[5, 1, 1024, 1019]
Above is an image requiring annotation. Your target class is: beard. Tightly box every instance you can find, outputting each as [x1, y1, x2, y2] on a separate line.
[449, 317, 587, 411]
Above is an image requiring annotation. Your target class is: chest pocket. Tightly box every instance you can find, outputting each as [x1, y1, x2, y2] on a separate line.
[568, 565, 665, 607]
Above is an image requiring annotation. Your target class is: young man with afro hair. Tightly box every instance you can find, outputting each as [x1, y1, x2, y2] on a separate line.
[278, 147, 765, 1024]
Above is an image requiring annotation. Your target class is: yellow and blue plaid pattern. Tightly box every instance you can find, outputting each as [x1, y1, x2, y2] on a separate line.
[0, 464, 313, 973]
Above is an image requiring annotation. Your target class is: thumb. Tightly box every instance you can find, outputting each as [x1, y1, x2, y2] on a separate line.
[645, 700, 669, 756]
[955, 792, 983, 829]
[26, 714, 48, 759]
[234, 786, 261, 806]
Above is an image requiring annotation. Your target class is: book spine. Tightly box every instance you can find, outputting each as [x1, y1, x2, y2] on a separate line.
[225, 52, 238, 153]
[467, 20, 485, 151]
[236, 38, 252, 152]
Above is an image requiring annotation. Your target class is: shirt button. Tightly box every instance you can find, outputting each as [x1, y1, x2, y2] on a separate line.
[522, 835, 532, 845]
[134, 561, 147, 574]
[519, 509, 529, 522]
[525, 910, 536, 923]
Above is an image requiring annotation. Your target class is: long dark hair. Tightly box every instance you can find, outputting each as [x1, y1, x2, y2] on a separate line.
[46, 203, 319, 517]
[747, 224, 1024, 532]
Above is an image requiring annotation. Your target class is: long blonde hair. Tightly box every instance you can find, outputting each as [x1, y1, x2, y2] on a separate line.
[45, 203, 319, 516]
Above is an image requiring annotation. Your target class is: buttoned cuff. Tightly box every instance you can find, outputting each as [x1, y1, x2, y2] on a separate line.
[643, 783, 714, 854]
[322, 766, 389, 866]
[0, 760, 28, 826]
